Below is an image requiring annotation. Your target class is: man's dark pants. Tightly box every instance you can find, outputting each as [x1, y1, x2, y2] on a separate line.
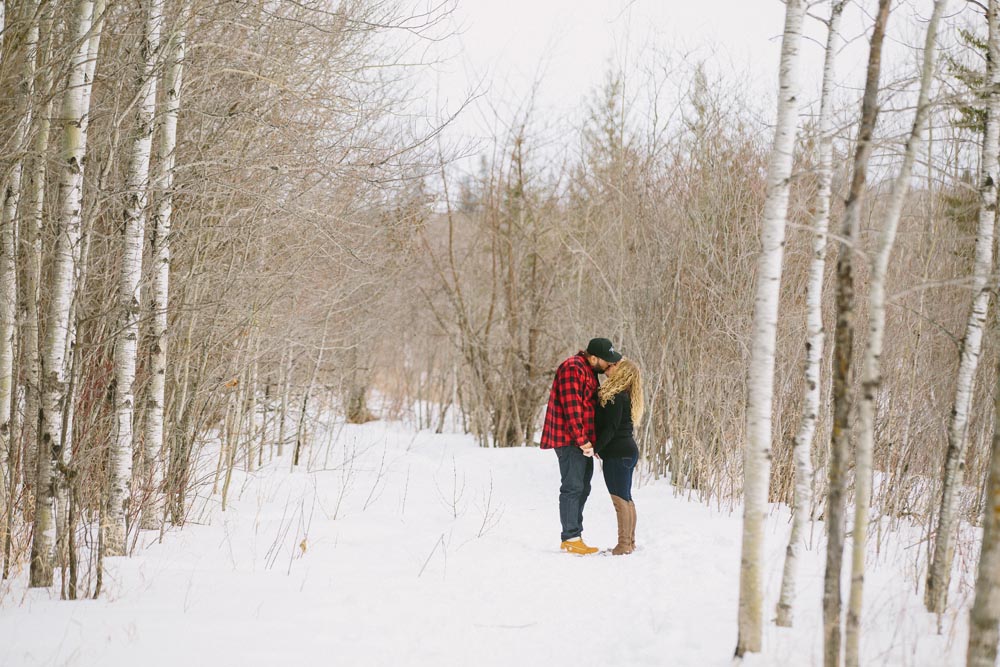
[555, 445, 594, 542]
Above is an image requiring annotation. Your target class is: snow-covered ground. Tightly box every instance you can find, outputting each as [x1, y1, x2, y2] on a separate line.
[0, 417, 977, 666]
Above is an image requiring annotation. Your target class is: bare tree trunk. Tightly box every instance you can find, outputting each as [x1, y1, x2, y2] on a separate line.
[775, 0, 845, 629]
[166, 281, 201, 525]
[29, 0, 102, 588]
[293, 316, 330, 469]
[52, 3, 104, 546]
[249, 353, 260, 469]
[241, 331, 257, 472]
[0, 0, 40, 579]
[220, 384, 239, 511]
[845, 4, 945, 664]
[823, 2, 890, 663]
[345, 345, 371, 424]
[967, 341, 1000, 665]
[278, 345, 291, 458]
[51, 0, 106, 583]
[5, 2, 52, 579]
[927, 0, 1000, 616]
[735, 0, 804, 656]
[106, 0, 164, 554]
[141, 5, 185, 530]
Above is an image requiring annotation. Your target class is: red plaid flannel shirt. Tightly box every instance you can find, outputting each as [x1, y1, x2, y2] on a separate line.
[540, 352, 598, 449]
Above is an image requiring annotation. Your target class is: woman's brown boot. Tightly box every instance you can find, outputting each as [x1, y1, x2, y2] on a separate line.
[627, 500, 636, 553]
[610, 495, 633, 555]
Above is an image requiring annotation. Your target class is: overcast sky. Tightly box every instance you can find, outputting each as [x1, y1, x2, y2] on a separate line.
[411, 0, 976, 165]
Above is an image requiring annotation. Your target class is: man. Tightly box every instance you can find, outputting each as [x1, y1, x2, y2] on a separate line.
[540, 337, 622, 554]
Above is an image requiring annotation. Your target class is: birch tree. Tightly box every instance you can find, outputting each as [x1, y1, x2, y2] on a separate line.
[105, 0, 164, 555]
[823, 2, 891, 664]
[29, 0, 102, 588]
[0, 0, 39, 526]
[845, 4, 946, 664]
[141, 2, 187, 531]
[0, 0, 455, 591]
[967, 424, 1000, 667]
[18, 68, 51, 519]
[735, 0, 804, 656]
[49, 2, 105, 549]
[964, 25, 1000, 637]
[775, 0, 845, 629]
[927, 0, 1000, 615]
[967, 276, 1000, 664]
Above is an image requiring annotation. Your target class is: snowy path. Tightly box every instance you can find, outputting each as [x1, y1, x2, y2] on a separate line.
[0, 420, 973, 666]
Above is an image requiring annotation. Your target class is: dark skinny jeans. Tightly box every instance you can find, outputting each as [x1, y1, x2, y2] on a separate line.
[602, 453, 637, 501]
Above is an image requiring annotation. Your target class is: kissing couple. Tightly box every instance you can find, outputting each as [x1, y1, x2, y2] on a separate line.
[540, 337, 644, 556]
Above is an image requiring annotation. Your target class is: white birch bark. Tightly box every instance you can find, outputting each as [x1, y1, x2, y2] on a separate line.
[775, 0, 845, 629]
[967, 349, 1000, 665]
[48, 0, 105, 577]
[56, 0, 104, 390]
[16, 1, 54, 546]
[140, 4, 184, 531]
[735, 0, 804, 656]
[55, 0, 104, 481]
[29, 0, 100, 588]
[17, 2, 54, 584]
[56, 0, 105, 584]
[107, 0, 164, 554]
[0, 0, 40, 518]
[845, 4, 946, 664]
[928, 0, 1000, 615]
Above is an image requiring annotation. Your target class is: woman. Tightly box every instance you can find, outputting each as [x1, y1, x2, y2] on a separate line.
[593, 357, 644, 555]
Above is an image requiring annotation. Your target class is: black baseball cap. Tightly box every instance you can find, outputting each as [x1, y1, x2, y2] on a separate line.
[586, 338, 622, 363]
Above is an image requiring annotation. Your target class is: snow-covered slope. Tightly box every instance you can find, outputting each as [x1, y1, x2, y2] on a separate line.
[0, 419, 974, 666]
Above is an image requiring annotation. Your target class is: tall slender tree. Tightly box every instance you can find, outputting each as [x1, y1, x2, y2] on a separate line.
[735, 0, 804, 656]
[0, 0, 39, 530]
[141, 1, 187, 531]
[29, 0, 103, 588]
[845, 3, 946, 664]
[967, 98, 1000, 654]
[823, 2, 891, 665]
[6, 0, 53, 581]
[106, 0, 165, 556]
[775, 0, 845, 629]
[964, 10, 1000, 664]
[967, 385, 1000, 667]
[927, 0, 1000, 616]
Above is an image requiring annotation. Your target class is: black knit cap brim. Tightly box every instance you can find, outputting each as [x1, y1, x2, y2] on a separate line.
[586, 337, 622, 363]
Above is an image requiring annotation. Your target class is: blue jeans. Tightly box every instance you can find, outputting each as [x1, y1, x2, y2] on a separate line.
[602, 454, 637, 501]
[555, 446, 594, 541]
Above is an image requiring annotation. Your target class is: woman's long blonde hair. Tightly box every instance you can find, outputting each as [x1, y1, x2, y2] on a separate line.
[598, 357, 644, 426]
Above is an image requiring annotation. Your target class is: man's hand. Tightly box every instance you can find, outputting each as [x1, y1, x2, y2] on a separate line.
[582, 442, 594, 458]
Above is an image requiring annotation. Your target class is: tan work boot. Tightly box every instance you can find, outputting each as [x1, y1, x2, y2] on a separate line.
[627, 500, 636, 553]
[560, 537, 599, 555]
[610, 495, 633, 555]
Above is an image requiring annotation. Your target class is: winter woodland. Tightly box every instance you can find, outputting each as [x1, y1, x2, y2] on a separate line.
[1, 0, 1000, 665]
